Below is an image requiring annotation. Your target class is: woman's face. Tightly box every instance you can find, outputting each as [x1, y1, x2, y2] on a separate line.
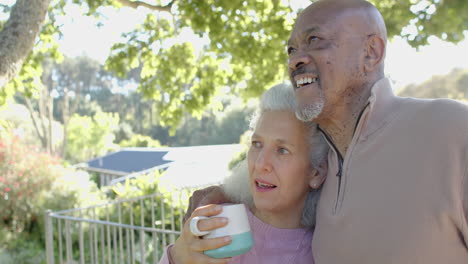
[247, 110, 313, 217]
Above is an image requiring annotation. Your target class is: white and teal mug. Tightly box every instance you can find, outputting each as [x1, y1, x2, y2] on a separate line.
[190, 204, 254, 258]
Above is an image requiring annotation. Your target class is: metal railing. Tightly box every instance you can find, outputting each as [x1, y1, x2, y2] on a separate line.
[45, 192, 190, 264]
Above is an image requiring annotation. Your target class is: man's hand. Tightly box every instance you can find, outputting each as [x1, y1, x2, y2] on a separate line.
[183, 185, 231, 223]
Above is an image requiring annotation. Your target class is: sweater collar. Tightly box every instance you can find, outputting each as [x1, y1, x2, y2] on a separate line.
[318, 77, 400, 154]
[358, 77, 402, 140]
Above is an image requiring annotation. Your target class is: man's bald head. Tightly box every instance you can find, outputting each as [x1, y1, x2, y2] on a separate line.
[296, 0, 387, 72]
[287, 0, 388, 122]
[302, 0, 387, 42]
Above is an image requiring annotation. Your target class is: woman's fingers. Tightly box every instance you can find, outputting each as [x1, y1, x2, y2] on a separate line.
[172, 235, 233, 264]
[189, 236, 232, 252]
[194, 216, 228, 234]
[192, 204, 223, 217]
[187, 204, 228, 235]
[188, 237, 233, 264]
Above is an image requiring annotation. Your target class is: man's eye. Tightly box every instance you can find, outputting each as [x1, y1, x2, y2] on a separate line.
[287, 46, 296, 55]
[308, 36, 319, 43]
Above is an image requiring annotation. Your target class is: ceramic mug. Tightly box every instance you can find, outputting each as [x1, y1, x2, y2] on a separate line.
[190, 204, 254, 258]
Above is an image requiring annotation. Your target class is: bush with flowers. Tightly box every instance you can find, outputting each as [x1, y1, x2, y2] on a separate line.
[0, 135, 61, 240]
[0, 133, 106, 263]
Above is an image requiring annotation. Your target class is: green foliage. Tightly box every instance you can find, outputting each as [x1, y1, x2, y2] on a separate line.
[66, 111, 119, 162]
[0, 234, 46, 264]
[119, 134, 162, 148]
[105, 0, 291, 128]
[111, 172, 162, 200]
[397, 68, 468, 100]
[155, 102, 255, 146]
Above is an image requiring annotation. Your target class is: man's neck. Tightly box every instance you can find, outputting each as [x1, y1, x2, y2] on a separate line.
[317, 83, 373, 155]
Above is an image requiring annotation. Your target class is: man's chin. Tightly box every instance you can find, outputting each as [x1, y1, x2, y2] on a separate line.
[295, 103, 324, 122]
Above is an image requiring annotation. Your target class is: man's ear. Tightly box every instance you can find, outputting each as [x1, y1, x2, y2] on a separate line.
[364, 35, 386, 72]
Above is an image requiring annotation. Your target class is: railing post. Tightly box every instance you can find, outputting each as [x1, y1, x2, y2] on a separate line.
[45, 209, 55, 264]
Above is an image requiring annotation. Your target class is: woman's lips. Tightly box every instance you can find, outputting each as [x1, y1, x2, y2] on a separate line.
[255, 179, 277, 192]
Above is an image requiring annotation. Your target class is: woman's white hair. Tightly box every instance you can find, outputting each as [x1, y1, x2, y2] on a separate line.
[222, 83, 329, 229]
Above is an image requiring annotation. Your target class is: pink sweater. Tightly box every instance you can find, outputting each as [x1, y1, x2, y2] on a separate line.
[158, 208, 314, 264]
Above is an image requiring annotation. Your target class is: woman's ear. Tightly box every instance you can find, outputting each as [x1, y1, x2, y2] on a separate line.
[309, 159, 328, 189]
[309, 170, 324, 189]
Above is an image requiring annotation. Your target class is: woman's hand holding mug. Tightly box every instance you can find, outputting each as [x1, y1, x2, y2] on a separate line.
[170, 204, 233, 264]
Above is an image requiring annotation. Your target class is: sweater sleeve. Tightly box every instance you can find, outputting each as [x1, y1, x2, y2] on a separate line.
[158, 244, 175, 264]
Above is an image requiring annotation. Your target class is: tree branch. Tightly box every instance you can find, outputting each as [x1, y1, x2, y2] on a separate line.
[115, 0, 175, 12]
[0, 0, 50, 89]
[24, 98, 46, 149]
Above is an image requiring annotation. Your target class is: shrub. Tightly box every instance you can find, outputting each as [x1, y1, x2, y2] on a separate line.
[0, 135, 60, 241]
[0, 133, 106, 263]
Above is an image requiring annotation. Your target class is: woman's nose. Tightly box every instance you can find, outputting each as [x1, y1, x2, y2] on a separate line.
[255, 150, 273, 173]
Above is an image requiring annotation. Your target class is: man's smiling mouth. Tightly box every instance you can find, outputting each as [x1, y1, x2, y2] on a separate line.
[294, 75, 319, 89]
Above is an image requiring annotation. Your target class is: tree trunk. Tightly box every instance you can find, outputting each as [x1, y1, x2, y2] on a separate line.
[61, 87, 69, 158]
[61, 83, 81, 158]
[39, 88, 52, 153]
[0, 0, 50, 89]
[47, 95, 53, 155]
[149, 101, 153, 126]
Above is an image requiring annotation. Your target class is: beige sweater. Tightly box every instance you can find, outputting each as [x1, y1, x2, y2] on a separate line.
[313, 78, 468, 263]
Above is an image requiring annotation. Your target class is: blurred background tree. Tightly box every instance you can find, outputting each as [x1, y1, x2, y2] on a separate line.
[397, 68, 468, 101]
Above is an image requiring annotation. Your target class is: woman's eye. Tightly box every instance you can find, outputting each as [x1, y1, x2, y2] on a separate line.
[278, 147, 290, 155]
[251, 141, 262, 148]
[287, 46, 296, 55]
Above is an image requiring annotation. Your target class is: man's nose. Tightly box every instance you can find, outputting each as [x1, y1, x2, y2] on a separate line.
[288, 51, 312, 71]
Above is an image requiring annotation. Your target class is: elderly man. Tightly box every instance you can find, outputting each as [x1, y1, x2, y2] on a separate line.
[287, 0, 468, 262]
[186, 0, 468, 262]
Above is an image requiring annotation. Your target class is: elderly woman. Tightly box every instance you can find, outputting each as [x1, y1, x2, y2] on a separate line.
[159, 84, 329, 264]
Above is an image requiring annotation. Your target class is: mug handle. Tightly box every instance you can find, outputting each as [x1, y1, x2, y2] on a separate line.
[189, 216, 211, 236]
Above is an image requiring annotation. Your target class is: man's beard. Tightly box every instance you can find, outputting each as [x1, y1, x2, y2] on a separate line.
[295, 95, 325, 122]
